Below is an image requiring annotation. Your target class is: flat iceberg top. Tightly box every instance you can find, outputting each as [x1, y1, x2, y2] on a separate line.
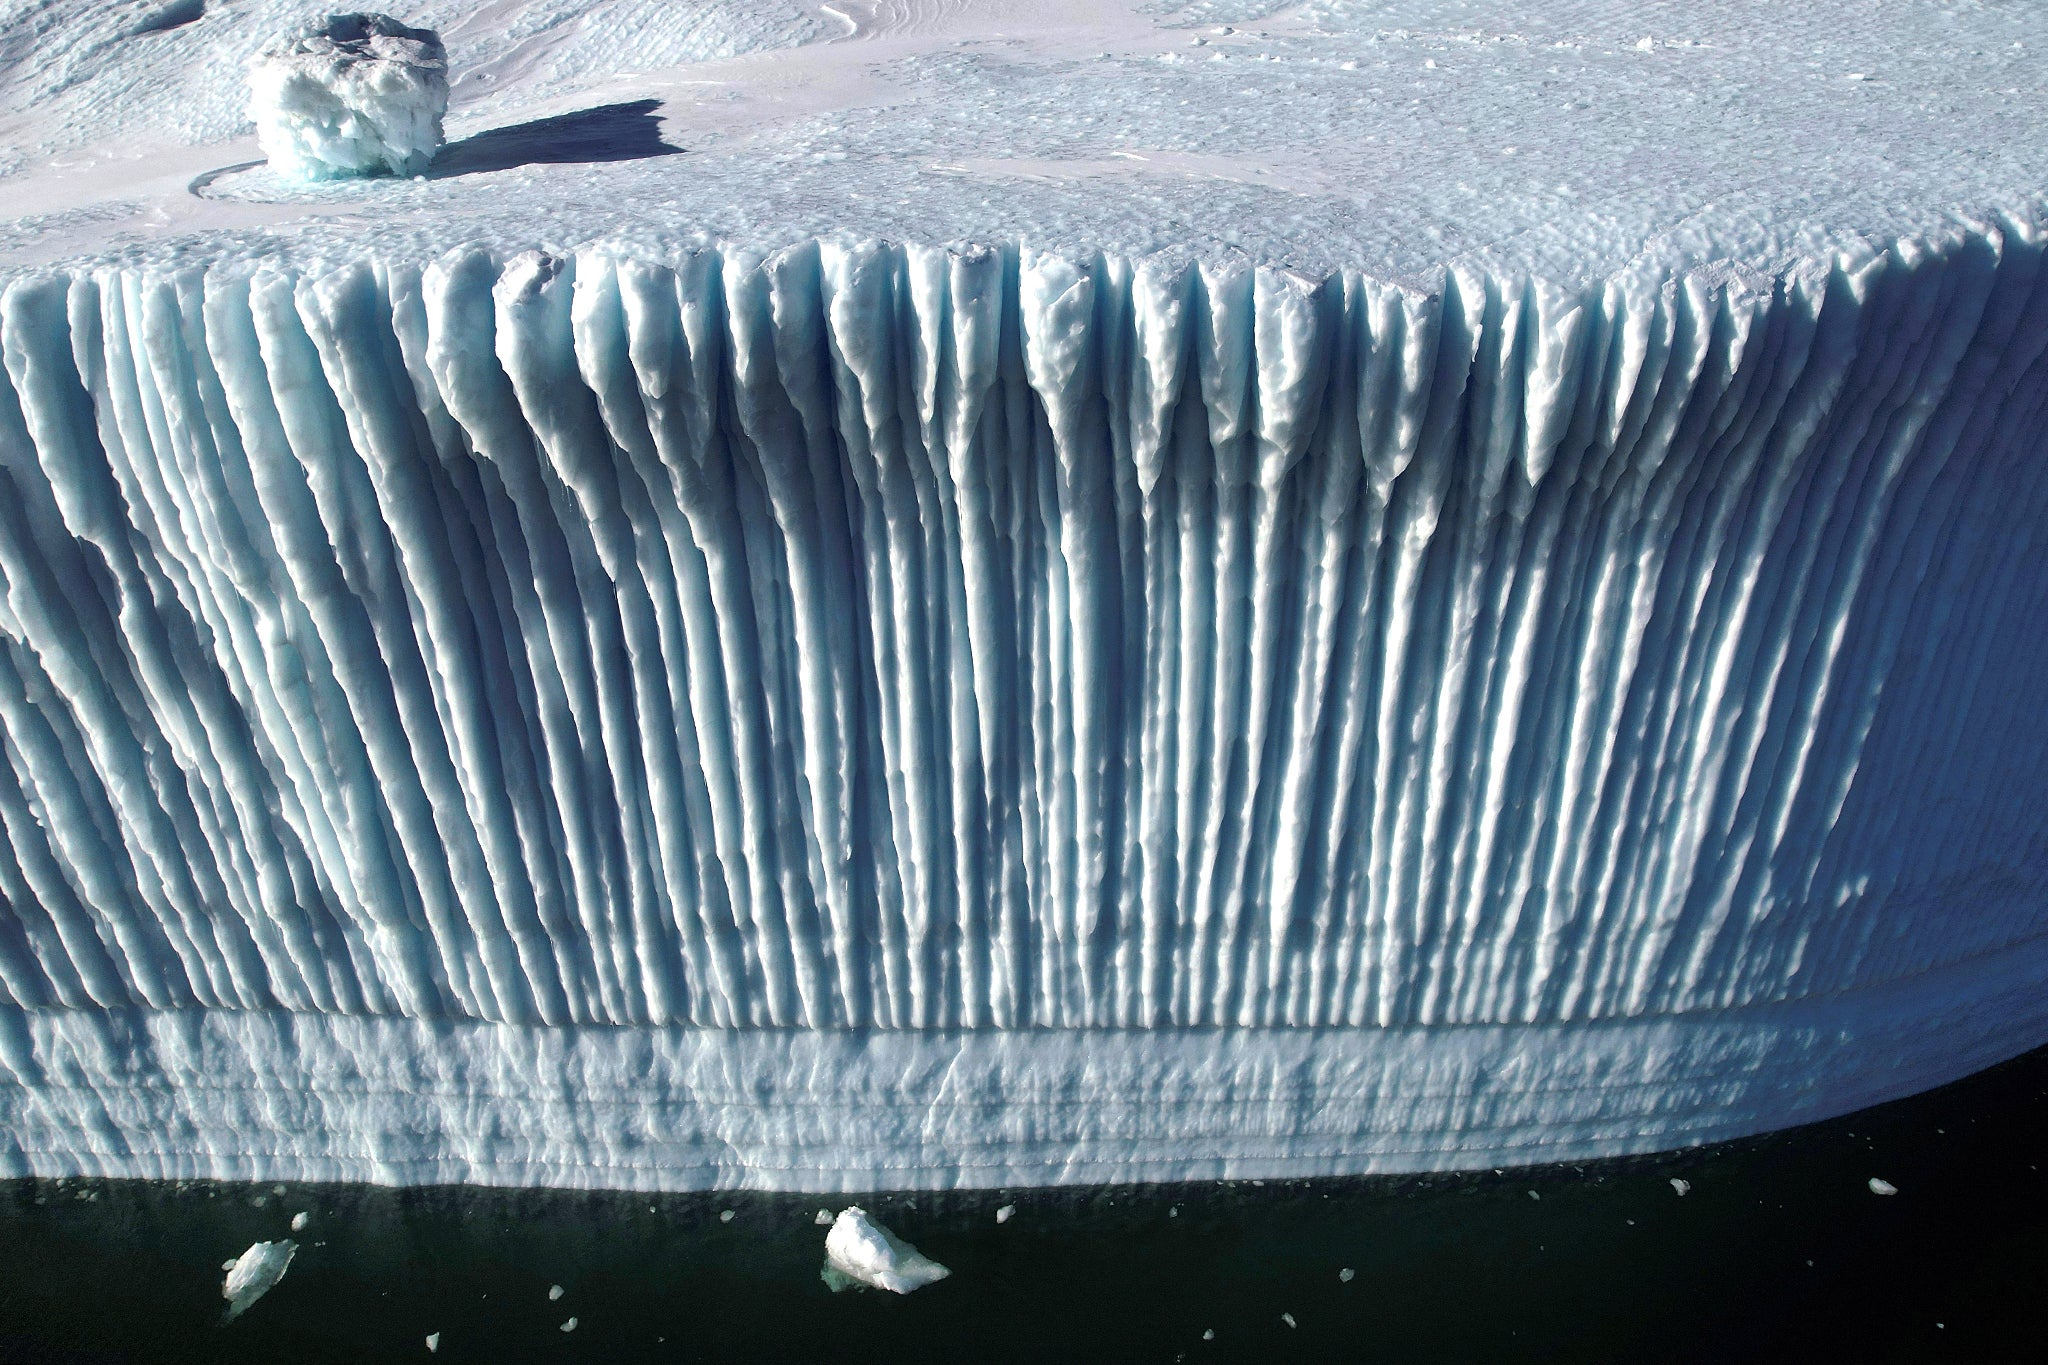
[2, 0, 2044, 280]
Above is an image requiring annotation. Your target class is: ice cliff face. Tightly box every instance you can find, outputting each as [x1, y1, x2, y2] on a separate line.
[1, 227, 2046, 1188]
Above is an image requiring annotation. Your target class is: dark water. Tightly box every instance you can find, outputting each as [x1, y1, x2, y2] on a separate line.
[2, 1046, 2045, 1364]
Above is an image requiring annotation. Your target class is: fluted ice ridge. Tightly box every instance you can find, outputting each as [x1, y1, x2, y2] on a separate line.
[1, 227, 2047, 1187]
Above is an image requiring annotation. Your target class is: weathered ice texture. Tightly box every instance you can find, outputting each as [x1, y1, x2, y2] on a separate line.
[0, 227, 2045, 1188]
[248, 13, 449, 181]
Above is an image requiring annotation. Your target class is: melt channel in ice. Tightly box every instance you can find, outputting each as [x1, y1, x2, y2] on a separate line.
[247, 13, 448, 181]
[0, 226, 2047, 1191]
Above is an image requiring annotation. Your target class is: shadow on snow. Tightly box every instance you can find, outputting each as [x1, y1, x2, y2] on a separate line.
[431, 98, 683, 178]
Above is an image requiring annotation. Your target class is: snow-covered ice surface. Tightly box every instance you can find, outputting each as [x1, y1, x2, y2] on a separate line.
[248, 13, 450, 181]
[3, 0, 2045, 279]
[821, 1206, 951, 1293]
[221, 1238, 295, 1321]
[0, 0, 2046, 1192]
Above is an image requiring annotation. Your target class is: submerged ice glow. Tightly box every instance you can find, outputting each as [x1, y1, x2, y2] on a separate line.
[0, 229, 2045, 1189]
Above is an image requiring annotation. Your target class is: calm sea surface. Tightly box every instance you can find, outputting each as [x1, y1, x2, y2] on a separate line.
[2, 1044, 2044, 1363]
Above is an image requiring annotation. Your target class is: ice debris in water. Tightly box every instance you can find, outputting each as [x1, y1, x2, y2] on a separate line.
[425, 1333, 439, 1353]
[290, 1212, 309, 1232]
[1869, 1177, 1898, 1196]
[820, 1207, 951, 1294]
[221, 1239, 296, 1322]
[560, 1317, 578, 1332]
[1339, 1268, 1355, 1283]
[996, 1204, 1016, 1224]
[548, 1284, 564, 1301]
[1670, 1179, 1691, 1196]
[1282, 1313, 1297, 1328]
[249, 13, 448, 180]
[719, 1209, 735, 1223]
[815, 1210, 835, 1226]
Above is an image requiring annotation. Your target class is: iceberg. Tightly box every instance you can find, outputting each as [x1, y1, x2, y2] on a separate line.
[221, 1239, 296, 1321]
[822, 1207, 951, 1294]
[0, 0, 2045, 1194]
[0, 234, 2044, 1190]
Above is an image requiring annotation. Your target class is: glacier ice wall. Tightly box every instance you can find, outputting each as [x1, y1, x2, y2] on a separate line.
[1, 226, 2047, 1188]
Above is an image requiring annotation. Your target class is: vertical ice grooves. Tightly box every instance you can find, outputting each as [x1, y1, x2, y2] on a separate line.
[1, 227, 2047, 1034]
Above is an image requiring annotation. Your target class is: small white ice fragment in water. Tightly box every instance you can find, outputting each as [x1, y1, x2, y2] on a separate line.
[1869, 1177, 1898, 1196]
[1339, 1268, 1355, 1283]
[1527, 1190, 1540, 1200]
[815, 1209, 834, 1226]
[560, 1317, 578, 1333]
[1282, 1313, 1297, 1328]
[719, 1209, 735, 1223]
[425, 1333, 439, 1353]
[1670, 1179, 1691, 1196]
[222, 1239, 297, 1321]
[548, 1284, 564, 1301]
[290, 1212, 309, 1232]
[996, 1204, 1016, 1224]
[1202, 1329, 1215, 1341]
[820, 1207, 951, 1294]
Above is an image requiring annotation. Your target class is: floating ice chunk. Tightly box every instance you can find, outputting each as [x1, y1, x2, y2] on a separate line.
[560, 1317, 578, 1332]
[719, 1209, 735, 1223]
[248, 13, 448, 181]
[815, 1210, 834, 1226]
[1202, 1329, 1216, 1341]
[290, 1212, 309, 1232]
[548, 1284, 564, 1301]
[425, 1333, 439, 1353]
[222, 1239, 296, 1322]
[1527, 1190, 1541, 1200]
[1282, 1313, 1297, 1328]
[1339, 1268, 1355, 1283]
[1869, 1177, 1898, 1196]
[820, 1207, 951, 1294]
[995, 1204, 1016, 1224]
[1670, 1179, 1691, 1196]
